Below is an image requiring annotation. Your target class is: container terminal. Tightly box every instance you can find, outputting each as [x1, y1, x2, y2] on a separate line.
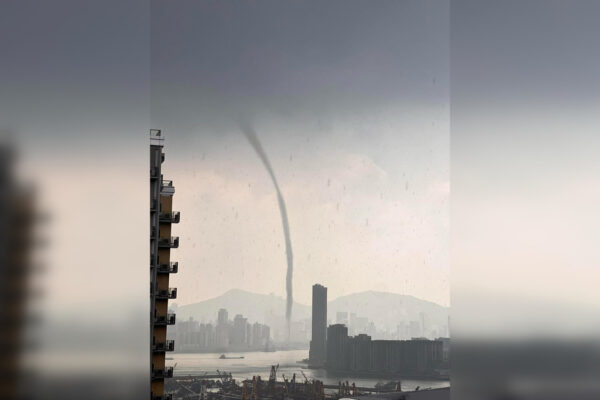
[164, 366, 449, 400]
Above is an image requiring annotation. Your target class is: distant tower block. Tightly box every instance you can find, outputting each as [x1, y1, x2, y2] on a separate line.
[309, 284, 327, 367]
[150, 129, 180, 400]
[336, 311, 348, 326]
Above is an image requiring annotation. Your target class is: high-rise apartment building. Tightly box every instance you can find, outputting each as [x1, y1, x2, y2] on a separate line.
[0, 144, 37, 399]
[326, 328, 445, 376]
[217, 308, 228, 325]
[309, 283, 327, 367]
[150, 130, 180, 400]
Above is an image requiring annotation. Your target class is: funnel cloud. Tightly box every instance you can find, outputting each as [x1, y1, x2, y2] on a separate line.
[239, 122, 294, 336]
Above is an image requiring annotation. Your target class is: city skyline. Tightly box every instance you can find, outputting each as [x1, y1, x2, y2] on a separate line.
[174, 308, 271, 353]
[173, 286, 448, 335]
[172, 291, 447, 348]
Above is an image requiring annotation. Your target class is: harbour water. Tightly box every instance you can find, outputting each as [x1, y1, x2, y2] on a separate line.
[169, 350, 449, 392]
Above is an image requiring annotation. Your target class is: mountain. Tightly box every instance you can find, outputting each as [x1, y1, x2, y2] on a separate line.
[174, 289, 448, 334]
[328, 291, 449, 333]
[174, 289, 311, 325]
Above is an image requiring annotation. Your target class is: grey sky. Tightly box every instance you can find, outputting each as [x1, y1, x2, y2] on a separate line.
[452, 0, 600, 337]
[151, 0, 449, 306]
[2, 1, 450, 321]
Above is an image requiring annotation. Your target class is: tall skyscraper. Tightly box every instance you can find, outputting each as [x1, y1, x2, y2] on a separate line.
[217, 308, 228, 325]
[216, 308, 230, 349]
[326, 324, 348, 371]
[309, 283, 327, 367]
[232, 314, 248, 346]
[150, 130, 180, 400]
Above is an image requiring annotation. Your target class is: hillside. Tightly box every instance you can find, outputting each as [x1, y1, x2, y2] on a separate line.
[174, 289, 448, 334]
[329, 291, 448, 333]
[174, 289, 311, 324]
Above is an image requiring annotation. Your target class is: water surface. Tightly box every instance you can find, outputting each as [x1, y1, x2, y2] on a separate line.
[170, 350, 449, 392]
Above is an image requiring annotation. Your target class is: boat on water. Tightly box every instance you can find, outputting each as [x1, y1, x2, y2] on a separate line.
[219, 354, 245, 359]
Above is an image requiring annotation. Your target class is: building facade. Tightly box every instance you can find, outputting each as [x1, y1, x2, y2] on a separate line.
[309, 284, 327, 366]
[325, 324, 347, 371]
[326, 326, 446, 377]
[150, 130, 180, 400]
[0, 145, 37, 399]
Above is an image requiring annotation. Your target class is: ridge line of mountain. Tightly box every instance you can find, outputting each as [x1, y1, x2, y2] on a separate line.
[175, 288, 448, 309]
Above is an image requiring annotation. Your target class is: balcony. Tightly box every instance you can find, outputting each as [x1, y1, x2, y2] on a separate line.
[158, 236, 179, 248]
[152, 366, 174, 380]
[161, 180, 175, 195]
[155, 287, 177, 300]
[154, 313, 176, 326]
[159, 211, 180, 223]
[157, 262, 178, 274]
[153, 340, 175, 352]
